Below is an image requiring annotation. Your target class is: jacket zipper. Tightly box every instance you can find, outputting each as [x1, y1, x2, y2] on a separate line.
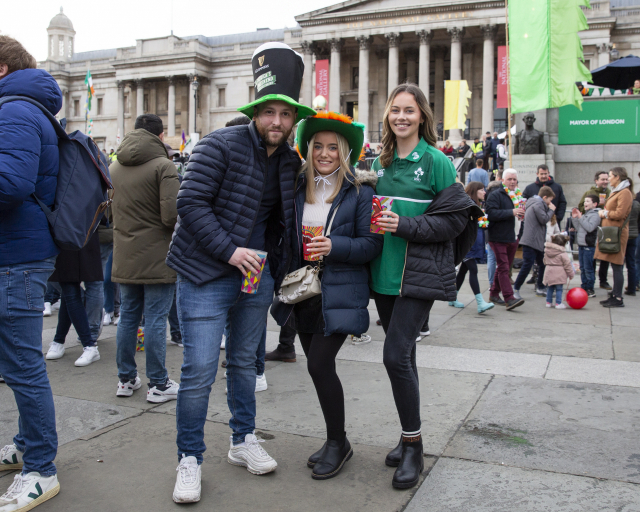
[244, 150, 269, 247]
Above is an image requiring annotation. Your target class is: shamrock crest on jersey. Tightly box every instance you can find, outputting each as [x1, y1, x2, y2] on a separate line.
[377, 168, 385, 177]
[412, 152, 419, 160]
[414, 168, 424, 182]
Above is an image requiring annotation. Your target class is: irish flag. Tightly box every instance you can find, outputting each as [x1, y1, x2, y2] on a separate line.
[508, 0, 592, 113]
[85, 70, 94, 111]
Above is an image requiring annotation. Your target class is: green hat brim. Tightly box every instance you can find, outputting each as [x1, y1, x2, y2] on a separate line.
[237, 94, 316, 124]
[295, 115, 365, 166]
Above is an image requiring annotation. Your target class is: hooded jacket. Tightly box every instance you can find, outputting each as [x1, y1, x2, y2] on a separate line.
[543, 242, 575, 286]
[522, 176, 567, 222]
[574, 208, 601, 247]
[0, 69, 62, 266]
[110, 129, 180, 284]
[271, 170, 383, 337]
[519, 196, 555, 252]
[394, 183, 484, 301]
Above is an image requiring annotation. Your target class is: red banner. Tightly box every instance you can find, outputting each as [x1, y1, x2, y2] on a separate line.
[497, 46, 509, 109]
[315, 59, 329, 102]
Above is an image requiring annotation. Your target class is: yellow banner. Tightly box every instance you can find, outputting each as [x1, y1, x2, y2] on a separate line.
[444, 80, 472, 130]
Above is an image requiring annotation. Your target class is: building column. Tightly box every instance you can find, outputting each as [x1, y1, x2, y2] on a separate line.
[463, 43, 474, 134]
[386, 33, 403, 93]
[417, 30, 433, 100]
[356, 35, 372, 138]
[117, 81, 125, 141]
[329, 38, 343, 113]
[167, 76, 176, 136]
[301, 41, 314, 107]
[596, 42, 612, 68]
[135, 79, 144, 118]
[433, 46, 446, 131]
[405, 48, 418, 84]
[188, 75, 198, 135]
[58, 87, 68, 120]
[447, 28, 465, 140]
[481, 25, 498, 135]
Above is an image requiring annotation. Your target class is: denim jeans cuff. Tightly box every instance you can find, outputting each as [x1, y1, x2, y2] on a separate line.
[26, 469, 57, 477]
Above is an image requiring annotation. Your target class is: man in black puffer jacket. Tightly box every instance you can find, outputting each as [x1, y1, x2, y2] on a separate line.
[166, 42, 316, 503]
[522, 164, 567, 222]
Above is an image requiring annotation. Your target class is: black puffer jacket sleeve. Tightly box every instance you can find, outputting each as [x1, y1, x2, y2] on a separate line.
[485, 188, 515, 222]
[394, 209, 469, 244]
[177, 133, 237, 263]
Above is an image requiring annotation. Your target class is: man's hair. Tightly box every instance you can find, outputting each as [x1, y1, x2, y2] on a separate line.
[134, 114, 163, 136]
[496, 169, 504, 180]
[226, 116, 251, 127]
[462, 139, 467, 143]
[499, 138, 505, 144]
[0, 36, 37, 73]
[585, 194, 599, 206]
[595, 170, 608, 181]
[537, 164, 549, 173]
[551, 234, 568, 246]
[486, 131, 491, 135]
[476, 158, 484, 168]
[503, 169, 517, 180]
[539, 185, 555, 199]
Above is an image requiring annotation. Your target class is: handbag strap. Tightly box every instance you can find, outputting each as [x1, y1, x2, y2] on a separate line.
[325, 204, 340, 237]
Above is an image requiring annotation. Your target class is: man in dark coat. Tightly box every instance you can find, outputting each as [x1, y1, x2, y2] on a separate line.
[166, 42, 315, 504]
[522, 164, 567, 222]
[485, 169, 526, 310]
[0, 36, 63, 507]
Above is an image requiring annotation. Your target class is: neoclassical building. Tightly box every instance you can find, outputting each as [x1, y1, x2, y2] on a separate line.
[40, 1, 639, 151]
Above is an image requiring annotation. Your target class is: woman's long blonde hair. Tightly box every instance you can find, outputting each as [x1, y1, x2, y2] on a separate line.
[379, 83, 437, 168]
[300, 131, 356, 204]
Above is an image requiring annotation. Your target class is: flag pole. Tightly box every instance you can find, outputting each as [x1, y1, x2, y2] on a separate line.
[505, 0, 513, 169]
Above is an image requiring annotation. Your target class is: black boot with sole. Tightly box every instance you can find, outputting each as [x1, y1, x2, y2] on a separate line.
[392, 436, 424, 489]
[311, 437, 352, 480]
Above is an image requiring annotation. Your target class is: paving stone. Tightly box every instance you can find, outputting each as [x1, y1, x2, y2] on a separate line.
[613, 326, 640, 362]
[444, 376, 640, 483]
[405, 458, 640, 512]
[546, 356, 640, 388]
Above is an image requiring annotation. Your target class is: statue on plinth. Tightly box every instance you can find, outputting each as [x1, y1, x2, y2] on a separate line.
[514, 112, 545, 155]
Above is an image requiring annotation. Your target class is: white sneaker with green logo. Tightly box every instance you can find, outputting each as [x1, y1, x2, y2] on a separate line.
[0, 445, 23, 471]
[0, 472, 59, 511]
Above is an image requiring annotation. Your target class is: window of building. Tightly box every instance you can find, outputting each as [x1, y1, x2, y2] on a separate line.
[73, 99, 80, 118]
[249, 86, 255, 102]
[124, 94, 129, 114]
[97, 97, 103, 116]
[218, 87, 226, 108]
[352, 67, 359, 90]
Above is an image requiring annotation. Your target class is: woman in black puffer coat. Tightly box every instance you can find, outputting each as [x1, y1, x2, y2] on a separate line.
[272, 113, 383, 481]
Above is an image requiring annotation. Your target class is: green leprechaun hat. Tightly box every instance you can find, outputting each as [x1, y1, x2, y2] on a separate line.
[295, 112, 366, 166]
[238, 42, 316, 124]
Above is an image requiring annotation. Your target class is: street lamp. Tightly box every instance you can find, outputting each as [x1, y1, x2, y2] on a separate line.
[610, 45, 619, 61]
[192, 76, 200, 134]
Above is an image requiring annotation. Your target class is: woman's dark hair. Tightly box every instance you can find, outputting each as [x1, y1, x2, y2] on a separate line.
[380, 83, 437, 168]
[465, 181, 485, 206]
[551, 234, 568, 246]
[610, 166, 634, 193]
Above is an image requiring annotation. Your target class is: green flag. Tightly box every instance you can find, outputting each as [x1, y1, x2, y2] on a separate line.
[508, 0, 592, 113]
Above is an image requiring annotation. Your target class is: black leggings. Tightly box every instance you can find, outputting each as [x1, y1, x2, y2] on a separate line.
[298, 332, 348, 441]
[456, 259, 480, 295]
[374, 293, 433, 435]
[612, 263, 624, 298]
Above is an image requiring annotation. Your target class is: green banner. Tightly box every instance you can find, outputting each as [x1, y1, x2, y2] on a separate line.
[558, 100, 640, 145]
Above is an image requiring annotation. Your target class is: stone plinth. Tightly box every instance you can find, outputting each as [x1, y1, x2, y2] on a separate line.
[512, 154, 545, 188]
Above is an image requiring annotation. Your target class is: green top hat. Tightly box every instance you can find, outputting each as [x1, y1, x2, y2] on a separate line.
[295, 112, 366, 166]
[238, 42, 316, 124]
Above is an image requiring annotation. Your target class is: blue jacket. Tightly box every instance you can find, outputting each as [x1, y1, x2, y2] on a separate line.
[166, 122, 299, 288]
[0, 69, 62, 266]
[272, 170, 383, 337]
[466, 167, 489, 188]
[465, 226, 485, 259]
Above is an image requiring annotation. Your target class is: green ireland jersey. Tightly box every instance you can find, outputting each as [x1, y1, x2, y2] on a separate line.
[370, 138, 457, 296]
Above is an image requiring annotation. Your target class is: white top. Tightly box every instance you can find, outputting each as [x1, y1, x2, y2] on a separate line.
[302, 169, 340, 230]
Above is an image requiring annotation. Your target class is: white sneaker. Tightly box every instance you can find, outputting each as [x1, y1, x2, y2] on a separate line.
[147, 379, 179, 403]
[173, 455, 201, 503]
[227, 433, 277, 475]
[220, 335, 226, 350]
[169, 338, 183, 347]
[255, 373, 267, 392]
[43, 302, 52, 317]
[0, 375, 4, 383]
[0, 472, 60, 511]
[351, 334, 371, 345]
[0, 445, 23, 471]
[50, 301, 60, 312]
[45, 342, 65, 360]
[114, 315, 120, 326]
[555, 303, 567, 309]
[223, 371, 227, 380]
[116, 376, 142, 397]
[74, 346, 100, 367]
[416, 330, 431, 342]
[103, 312, 112, 326]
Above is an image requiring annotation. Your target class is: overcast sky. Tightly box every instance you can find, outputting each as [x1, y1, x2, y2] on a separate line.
[2, 0, 335, 62]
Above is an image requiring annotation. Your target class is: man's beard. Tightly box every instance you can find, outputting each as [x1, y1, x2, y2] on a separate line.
[255, 119, 292, 148]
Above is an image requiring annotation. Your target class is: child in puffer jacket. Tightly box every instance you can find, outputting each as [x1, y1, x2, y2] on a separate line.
[543, 234, 575, 309]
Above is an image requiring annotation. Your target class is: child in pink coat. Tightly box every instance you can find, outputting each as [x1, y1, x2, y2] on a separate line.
[543, 234, 575, 309]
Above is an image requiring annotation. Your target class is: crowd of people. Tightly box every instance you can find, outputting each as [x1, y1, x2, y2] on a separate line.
[1, 34, 639, 512]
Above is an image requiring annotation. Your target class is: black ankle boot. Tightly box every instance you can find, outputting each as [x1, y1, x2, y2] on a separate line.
[307, 442, 327, 468]
[385, 436, 402, 467]
[311, 437, 352, 480]
[392, 438, 424, 489]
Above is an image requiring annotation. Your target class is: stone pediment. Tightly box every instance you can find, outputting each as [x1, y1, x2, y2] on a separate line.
[295, 0, 504, 26]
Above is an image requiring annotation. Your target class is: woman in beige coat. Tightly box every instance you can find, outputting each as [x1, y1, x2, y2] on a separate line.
[594, 167, 634, 307]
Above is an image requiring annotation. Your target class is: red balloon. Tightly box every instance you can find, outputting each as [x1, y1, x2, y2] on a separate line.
[566, 287, 589, 309]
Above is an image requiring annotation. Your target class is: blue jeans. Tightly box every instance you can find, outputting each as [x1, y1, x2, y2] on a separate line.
[44, 283, 60, 304]
[579, 246, 596, 291]
[514, 245, 544, 291]
[102, 251, 120, 315]
[221, 320, 265, 374]
[487, 243, 496, 285]
[176, 263, 274, 461]
[54, 283, 95, 347]
[168, 290, 180, 340]
[546, 285, 563, 304]
[116, 283, 175, 385]
[625, 237, 638, 291]
[0, 258, 58, 476]
[84, 281, 104, 341]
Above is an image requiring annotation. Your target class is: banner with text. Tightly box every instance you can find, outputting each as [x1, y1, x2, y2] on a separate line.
[497, 46, 509, 109]
[559, 99, 640, 145]
[315, 59, 329, 103]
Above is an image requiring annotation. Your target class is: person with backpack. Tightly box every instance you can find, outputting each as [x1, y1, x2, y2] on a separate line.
[0, 36, 62, 511]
